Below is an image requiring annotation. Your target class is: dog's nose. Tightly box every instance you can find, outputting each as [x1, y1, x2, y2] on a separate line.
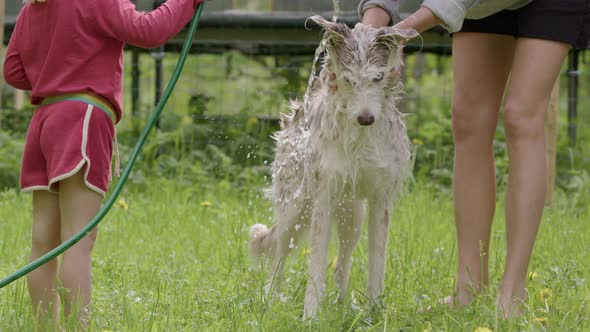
[357, 114, 375, 126]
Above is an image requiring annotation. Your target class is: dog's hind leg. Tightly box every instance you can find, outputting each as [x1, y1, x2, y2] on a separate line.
[366, 199, 390, 307]
[249, 221, 287, 294]
[303, 191, 333, 319]
[266, 213, 309, 296]
[334, 199, 364, 303]
[265, 229, 289, 296]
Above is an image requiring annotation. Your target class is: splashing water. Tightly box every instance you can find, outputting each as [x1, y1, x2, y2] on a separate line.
[303, 0, 341, 107]
[332, 0, 341, 23]
[303, 40, 326, 107]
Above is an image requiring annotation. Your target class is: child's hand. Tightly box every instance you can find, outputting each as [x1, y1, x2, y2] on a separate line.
[23, 0, 46, 4]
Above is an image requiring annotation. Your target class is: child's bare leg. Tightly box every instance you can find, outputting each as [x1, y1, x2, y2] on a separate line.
[57, 170, 101, 326]
[28, 191, 61, 322]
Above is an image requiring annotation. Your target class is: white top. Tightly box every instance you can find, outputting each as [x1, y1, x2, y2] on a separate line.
[358, 0, 533, 32]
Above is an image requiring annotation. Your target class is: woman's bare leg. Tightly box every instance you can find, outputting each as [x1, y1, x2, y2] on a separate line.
[451, 32, 515, 305]
[28, 191, 61, 323]
[500, 38, 569, 316]
[57, 170, 101, 326]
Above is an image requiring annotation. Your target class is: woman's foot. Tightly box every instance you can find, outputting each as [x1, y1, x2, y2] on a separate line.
[439, 289, 477, 306]
[421, 290, 476, 312]
[440, 295, 455, 306]
[496, 287, 527, 318]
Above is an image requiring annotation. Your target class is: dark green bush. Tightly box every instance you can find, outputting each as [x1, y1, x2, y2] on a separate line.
[0, 131, 24, 190]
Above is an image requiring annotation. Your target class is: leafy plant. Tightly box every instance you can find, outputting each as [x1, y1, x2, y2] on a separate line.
[0, 131, 24, 190]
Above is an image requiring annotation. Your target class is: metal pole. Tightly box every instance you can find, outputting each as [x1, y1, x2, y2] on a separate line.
[545, 79, 560, 205]
[131, 50, 141, 135]
[153, 0, 166, 132]
[152, 0, 166, 157]
[154, 48, 164, 116]
[567, 49, 580, 147]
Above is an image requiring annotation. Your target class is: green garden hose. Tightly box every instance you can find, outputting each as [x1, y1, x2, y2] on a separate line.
[0, 3, 205, 289]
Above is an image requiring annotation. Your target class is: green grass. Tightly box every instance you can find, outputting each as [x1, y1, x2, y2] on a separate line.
[1, 178, 589, 331]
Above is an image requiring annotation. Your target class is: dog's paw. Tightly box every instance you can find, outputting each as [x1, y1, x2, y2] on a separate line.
[303, 294, 321, 320]
[302, 305, 318, 321]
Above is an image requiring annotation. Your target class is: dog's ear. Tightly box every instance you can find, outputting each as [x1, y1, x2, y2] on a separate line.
[308, 15, 352, 64]
[369, 27, 418, 67]
[308, 15, 350, 45]
[375, 27, 418, 44]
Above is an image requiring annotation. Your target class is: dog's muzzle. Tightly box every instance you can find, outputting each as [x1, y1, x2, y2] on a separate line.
[357, 114, 375, 126]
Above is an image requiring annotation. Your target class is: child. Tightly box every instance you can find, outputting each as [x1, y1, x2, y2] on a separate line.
[4, 0, 204, 326]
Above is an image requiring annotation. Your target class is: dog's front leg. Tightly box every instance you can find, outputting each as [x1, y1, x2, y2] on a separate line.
[334, 199, 364, 303]
[366, 198, 390, 306]
[303, 190, 332, 319]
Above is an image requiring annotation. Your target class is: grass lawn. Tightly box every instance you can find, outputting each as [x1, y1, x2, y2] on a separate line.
[0, 177, 588, 331]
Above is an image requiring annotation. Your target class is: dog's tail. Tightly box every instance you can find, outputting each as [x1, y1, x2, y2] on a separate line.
[249, 224, 272, 258]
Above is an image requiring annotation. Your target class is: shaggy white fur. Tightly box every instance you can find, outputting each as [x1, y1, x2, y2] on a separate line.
[250, 15, 417, 319]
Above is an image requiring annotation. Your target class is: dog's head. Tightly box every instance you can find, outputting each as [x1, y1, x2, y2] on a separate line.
[309, 16, 417, 127]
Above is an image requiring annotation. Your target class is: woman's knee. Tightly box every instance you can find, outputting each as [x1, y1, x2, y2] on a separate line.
[503, 98, 546, 142]
[451, 98, 498, 145]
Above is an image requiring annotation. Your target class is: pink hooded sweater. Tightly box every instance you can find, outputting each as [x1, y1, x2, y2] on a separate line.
[4, 0, 202, 123]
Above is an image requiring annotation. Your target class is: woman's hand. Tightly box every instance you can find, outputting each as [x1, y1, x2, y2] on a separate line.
[361, 7, 391, 28]
[393, 6, 442, 34]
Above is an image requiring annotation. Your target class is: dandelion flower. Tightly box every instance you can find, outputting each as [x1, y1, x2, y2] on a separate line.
[412, 138, 424, 146]
[535, 317, 549, 324]
[181, 115, 192, 126]
[301, 248, 310, 256]
[423, 322, 432, 332]
[474, 327, 493, 332]
[528, 271, 539, 280]
[247, 116, 259, 128]
[117, 199, 128, 211]
[200, 201, 212, 207]
[540, 288, 552, 301]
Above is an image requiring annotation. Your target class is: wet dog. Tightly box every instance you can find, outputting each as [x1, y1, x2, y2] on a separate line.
[249, 15, 416, 318]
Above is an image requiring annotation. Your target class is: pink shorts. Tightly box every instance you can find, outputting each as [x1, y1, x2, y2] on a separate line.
[20, 101, 115, 197]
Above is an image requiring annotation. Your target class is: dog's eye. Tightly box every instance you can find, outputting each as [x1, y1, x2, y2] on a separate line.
[373, 73, 384, 82]
[343, 77, 355, 86]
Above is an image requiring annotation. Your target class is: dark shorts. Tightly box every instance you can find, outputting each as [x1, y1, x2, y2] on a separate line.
[460, 0, 590, 49]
